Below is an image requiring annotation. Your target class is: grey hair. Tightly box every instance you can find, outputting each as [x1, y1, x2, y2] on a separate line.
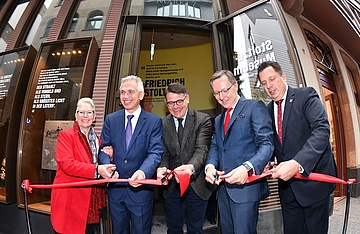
[210, 70, 237, 87]
[120, 75, 144, 93]
[76, 97, 96, 113]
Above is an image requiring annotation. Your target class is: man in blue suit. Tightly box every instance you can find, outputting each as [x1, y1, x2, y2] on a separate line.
[257, 61, 336, 234]
[99, 75, 163, 234]
[205, 70, 274, 233]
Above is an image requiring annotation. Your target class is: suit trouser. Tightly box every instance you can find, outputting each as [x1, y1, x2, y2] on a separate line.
[280, 185, 330, 234]
[218, 185, 259, 234]
[165, 184, 208, 234]
[108, 189, 153, 234]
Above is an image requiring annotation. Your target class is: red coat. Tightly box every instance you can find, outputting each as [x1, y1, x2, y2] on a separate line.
[51, 126, 100, 234]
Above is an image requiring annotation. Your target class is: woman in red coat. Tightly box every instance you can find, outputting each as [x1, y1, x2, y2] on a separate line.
[51, 98, 117, 234]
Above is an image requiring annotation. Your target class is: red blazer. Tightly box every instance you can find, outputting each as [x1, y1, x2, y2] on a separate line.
[51, 126, 100, 234]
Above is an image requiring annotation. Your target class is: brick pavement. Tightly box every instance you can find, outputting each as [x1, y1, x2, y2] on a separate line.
[329, 197, 360, 234]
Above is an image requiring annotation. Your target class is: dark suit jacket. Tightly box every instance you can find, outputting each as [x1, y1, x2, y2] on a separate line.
[160, 108, 215, 200]
[206, 96, 274, 203]
[99, 108, 163, 203]
[267, 86, 336, 207]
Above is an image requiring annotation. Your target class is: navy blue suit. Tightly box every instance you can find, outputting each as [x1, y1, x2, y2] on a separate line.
[206, 96, 274, 233]
[267, 86, 336, 233]
[99, 108, 163, 234]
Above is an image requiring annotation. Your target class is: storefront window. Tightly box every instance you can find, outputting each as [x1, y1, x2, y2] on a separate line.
[214, 0, 299, 103]
[136, 27, 216, 118]
[17, 38, 99, 212]
[0, 0, 30, 52]
[0, 46, 37, 204]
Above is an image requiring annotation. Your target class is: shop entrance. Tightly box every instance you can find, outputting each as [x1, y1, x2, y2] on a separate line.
[319, 68, 346, 197]
[111, 20, 218, 222]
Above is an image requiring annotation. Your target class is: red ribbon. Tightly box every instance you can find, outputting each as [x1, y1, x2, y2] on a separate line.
[22, 169, 191, 197]
[220, 170, 355, 184]
[21, 169, 355, 198]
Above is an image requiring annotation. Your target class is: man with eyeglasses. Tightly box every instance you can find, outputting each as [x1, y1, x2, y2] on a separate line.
[99, 75, 163, 234]
[157, 83, 215, 233]
[205, 70, 274, 233]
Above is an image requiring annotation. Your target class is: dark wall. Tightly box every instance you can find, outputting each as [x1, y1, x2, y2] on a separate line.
[0, 203, 54, 234]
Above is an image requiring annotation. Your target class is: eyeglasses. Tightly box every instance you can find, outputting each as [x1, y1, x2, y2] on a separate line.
[212, 84, 234, 97]
[77, 110, 94, 117]
[166, 96, 187, 107]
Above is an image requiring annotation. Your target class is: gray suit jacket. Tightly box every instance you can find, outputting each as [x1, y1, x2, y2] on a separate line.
[159, 108, 215, 200]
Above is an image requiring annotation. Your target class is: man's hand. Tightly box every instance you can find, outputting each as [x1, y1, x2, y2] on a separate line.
[271, 159, 299, 181]
[205, 166, 224, 185]
[157, 167, 171, 184]
[174, 164, 194, 182]
[101, 146, 114, 161]
[98, 164, 116, 178]
[129, 170, 145, 187]
[224, 165, 248, 185]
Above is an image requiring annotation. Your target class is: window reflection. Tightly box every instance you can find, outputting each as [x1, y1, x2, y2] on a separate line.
[18, 39, 97, 211]
[85, 11, 104, 30]
[215, 2, 298, 102]
[157, 3, 201, 18]
[65, 0, 112, 44]
[43, 18, 55, 38]
[0, 1, 30, 52]
[135, 0, 218, 21]
[57, 0, 64, 7]
[24, 0, 58, 50]
[69, 13, 79, 32]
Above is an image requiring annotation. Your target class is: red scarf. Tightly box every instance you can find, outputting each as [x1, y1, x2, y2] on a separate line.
[74, 122, 106, 224]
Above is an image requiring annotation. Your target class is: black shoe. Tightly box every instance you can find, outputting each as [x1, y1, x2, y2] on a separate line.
[207, 218, 216, 225]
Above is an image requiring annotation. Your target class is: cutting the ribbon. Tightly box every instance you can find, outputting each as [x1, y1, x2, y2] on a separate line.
[22, 168, 356, 234]
[22, 169, 191, 197]
[23, 169, 355, 197]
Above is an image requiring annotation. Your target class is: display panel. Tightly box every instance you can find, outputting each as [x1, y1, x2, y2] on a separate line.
[17, 38, 99, 212]
[0, 46, 37, 204]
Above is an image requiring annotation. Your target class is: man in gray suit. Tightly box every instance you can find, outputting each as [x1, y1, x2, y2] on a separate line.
[157, 83, 214, 234]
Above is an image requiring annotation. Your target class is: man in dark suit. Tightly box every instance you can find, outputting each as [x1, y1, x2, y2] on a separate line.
[205, 70, 274, 233]
[99, 75, 163, 234]
[257, 61, 337, 234]
[157, 83, 214, 233]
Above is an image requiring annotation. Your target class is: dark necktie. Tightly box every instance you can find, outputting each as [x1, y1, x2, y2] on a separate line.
[276, 100, 283, 144]
[224, 107, 233, 135]
[126, 115, 134, 149]
[177, 118, 184, 145]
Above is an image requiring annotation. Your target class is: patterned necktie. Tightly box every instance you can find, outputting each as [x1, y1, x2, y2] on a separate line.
[276, 100, 283, 144]
[177, 118, 184, 145]
[224, 107, 233, 135]
[126, 115, 134, 149]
